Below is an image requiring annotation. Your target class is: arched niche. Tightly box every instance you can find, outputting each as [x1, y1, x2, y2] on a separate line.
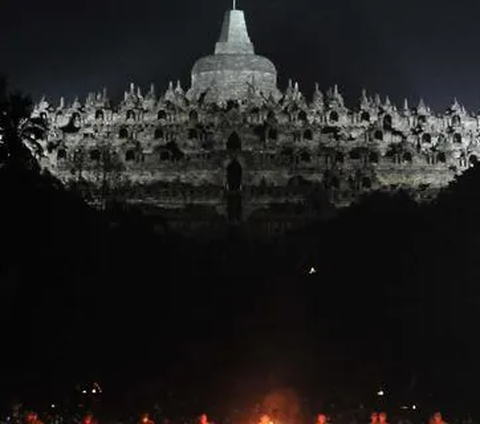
[227, 132, 241, 151]
[119, 128, 128, 139]
[329, 111, 339, 122]
[268, 128, 278, 141]
[125, 150, 136, 162]
[368, 151, 379, 163]
[188, 128, 198, 140]
[383, 114, 393, 129]
[360, 111, 370, 122]
[57, 148, 67, 160]
[335, 152, 344, 163]
[422, 133, 432, 144]
[227, 159, 242, 191]
[298, 110, 308, 122]
[189, 110, 199, 122]
[90, 149, 101, 161]
[362, 176, 372, 189]
[374, 130, 384, 141]
[154, 128, 164, 140]
[304, 129, 313, 141]
[403, 152, 413, 163]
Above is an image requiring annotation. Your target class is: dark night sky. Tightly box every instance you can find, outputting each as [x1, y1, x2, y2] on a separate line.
[3, 0, 480, 111]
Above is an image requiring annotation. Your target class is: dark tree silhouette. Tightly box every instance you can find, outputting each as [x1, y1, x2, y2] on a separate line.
[0, 76, 47, 171]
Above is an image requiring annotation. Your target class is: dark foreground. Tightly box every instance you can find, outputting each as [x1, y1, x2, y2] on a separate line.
[1, 164, 480, 416]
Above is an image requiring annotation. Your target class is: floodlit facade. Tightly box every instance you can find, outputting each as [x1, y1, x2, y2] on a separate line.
[32, 7, 480, 236]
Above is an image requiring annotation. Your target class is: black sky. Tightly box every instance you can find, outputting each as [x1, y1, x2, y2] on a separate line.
[3, 0, 480, 111]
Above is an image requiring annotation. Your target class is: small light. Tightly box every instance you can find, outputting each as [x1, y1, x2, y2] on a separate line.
[92, 389, 97, 394]
[309, 267, 317, 275]
[51, 404, 55, 409]
[377, 389, 385, 396]
[82, 390, 87, 394]
[412, 405, 417, 410]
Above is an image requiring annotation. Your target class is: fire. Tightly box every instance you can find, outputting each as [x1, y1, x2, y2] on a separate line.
[140, 414, 154, 424]
[259, 415, 271, 424]
[83, 414, 95, 424]
[26, 413, 43, 424]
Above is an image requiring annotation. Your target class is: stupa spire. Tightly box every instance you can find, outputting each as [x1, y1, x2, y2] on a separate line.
[215, 6, 254, 54]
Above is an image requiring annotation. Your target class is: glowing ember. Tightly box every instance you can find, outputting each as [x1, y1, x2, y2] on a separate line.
[379, 412, 388, 424]
[26, 413, 43, 424]
[83, 414, 95, 424]
[141, 414, 154, 424]
[259, 415, 271, 424]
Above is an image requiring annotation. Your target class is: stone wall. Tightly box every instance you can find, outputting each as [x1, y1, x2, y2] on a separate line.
[32, 83, 480, 233]
[190, 67, 278, 103]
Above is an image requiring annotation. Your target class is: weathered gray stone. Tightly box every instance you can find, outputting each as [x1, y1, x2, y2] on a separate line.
[188, 9, 280, 103]
[29, 6, 480, 236]
[215, 10, 254, 55]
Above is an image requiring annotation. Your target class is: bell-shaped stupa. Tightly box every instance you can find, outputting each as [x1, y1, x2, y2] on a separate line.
[188, 3, 280, 103]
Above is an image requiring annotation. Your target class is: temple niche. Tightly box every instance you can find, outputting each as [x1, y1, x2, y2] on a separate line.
[227, 132, 242, 151]
[31, 5, 480, 237]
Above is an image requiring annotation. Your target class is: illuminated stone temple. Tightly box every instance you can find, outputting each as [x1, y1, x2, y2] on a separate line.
[31, 5, 480, 236]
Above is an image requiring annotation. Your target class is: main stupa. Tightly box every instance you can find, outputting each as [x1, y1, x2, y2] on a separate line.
[187, 3, 281, 103]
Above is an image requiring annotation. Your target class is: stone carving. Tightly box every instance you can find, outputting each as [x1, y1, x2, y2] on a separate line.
[29, 6, 480, 235]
